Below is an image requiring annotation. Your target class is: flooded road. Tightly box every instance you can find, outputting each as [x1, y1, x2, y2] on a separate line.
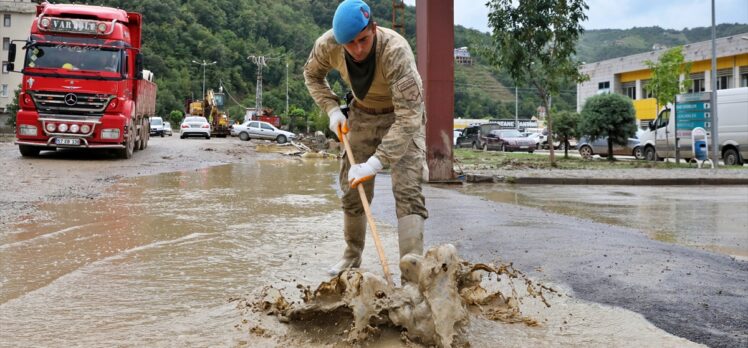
[456, 184, 748, 260]
[0, 158, 713, 347]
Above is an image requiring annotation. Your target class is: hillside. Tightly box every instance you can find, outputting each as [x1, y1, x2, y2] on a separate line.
[577, 24, 748, 63]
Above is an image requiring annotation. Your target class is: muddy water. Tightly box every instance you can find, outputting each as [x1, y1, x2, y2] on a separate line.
[1, 160, 702, 347]
[456, 184, 748, 260]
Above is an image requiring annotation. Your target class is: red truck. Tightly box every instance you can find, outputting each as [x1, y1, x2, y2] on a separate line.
[6, 2, 157, 159]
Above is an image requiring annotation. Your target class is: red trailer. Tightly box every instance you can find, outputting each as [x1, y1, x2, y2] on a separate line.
[7, 3, 157, 159]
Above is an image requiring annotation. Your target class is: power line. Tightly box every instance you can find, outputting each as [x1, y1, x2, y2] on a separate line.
[219, 79, 251, 109]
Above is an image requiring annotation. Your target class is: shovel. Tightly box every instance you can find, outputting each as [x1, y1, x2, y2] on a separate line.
[340, 130, 394, 287]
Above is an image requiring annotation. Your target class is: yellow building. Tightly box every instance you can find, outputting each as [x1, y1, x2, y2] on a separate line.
[577, 34, 748, 128]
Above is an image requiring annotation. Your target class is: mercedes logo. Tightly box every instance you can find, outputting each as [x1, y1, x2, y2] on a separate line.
[64, 93, 77, 106]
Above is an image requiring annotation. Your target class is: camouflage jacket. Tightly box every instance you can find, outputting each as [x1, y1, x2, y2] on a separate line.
[304, 27, 425, 168]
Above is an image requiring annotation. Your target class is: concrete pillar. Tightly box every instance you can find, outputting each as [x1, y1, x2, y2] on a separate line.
[704, 69, 712, 92]
[635, 80, 642, 100]
[416, 0, 454, 181]
[734, 66, 740, 88]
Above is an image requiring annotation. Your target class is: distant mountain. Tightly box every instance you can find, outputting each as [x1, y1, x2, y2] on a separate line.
[576, 24, 748, 63]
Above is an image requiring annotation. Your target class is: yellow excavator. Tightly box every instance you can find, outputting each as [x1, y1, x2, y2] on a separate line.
[188, 89, 230, 138]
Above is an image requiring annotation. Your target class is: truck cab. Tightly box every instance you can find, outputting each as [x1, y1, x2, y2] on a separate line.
[8, 3, 156, 159]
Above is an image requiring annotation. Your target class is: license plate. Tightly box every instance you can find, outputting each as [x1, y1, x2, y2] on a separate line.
[55, 138, 80, 146]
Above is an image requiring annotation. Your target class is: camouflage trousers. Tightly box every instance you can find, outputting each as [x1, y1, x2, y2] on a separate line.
[339, 107, 429, 220]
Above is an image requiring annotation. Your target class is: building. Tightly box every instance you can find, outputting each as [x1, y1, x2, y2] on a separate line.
[1, 0, 35, 118]
[577, 33, 748, 128]
[454, 46, 472, 65]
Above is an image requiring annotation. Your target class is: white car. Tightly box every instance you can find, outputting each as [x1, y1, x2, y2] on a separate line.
[180, 116, 211, 139]
[163, 122, 173, 136]
[149, 116, 165, 137]
[232, 120, 296, 144]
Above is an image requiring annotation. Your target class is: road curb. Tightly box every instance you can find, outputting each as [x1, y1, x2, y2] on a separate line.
[465, 174, 748, 185]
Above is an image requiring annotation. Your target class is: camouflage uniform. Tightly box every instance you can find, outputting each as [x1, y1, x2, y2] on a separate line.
[304, 27, 428, 220]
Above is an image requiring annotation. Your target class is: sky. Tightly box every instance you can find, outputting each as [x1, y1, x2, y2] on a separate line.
[402, 0, 748, 32]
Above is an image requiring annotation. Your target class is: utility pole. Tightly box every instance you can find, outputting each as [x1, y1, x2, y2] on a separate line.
[515, 86, 519, 130]
[191, 59, 217, 99]
[709, 0, 719, 168]
[286, 60, 289, 118]
[248, 55, 268, 115]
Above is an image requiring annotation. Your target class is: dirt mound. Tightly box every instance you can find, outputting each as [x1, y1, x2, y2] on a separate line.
[242, 244, 554, 347]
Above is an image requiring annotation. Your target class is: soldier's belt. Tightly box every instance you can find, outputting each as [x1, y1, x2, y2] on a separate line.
[353, 101, 395, 115]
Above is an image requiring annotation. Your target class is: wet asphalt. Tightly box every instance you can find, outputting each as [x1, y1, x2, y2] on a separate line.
[370, 176, 748, 348]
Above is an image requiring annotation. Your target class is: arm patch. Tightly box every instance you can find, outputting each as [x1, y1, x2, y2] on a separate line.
[396, 76, 421, 102]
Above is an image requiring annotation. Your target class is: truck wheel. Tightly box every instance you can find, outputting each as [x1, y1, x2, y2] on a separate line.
[723, 148, 742, 166]
[276, 135, 287, 144]
[117, 126, 135, 159]
[239, 132, 250, 141]
[19, 145, 41, 157]
[161, 132, 165, 138]
[644, 146, 659, 162]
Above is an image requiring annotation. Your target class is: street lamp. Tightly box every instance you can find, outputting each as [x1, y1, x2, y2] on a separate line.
[191, 59, 217, 99]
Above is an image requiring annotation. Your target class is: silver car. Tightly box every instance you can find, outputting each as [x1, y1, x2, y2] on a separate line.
[233, 120, 296, 144]
[577, 136, 643, 159]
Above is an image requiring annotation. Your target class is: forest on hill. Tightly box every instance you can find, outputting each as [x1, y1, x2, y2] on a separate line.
[62, 1, 747, 128]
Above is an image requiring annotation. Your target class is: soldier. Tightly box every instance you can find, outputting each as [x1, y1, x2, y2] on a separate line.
[304, 0, 428, 281]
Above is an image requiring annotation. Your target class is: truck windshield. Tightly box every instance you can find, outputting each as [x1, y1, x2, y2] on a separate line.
[25, 44, 121, 74]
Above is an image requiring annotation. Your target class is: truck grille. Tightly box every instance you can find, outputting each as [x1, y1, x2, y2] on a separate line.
[30, 91, 114, 118]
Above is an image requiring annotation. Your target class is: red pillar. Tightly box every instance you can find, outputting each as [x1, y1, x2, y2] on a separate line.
[416, 0, 454, 181]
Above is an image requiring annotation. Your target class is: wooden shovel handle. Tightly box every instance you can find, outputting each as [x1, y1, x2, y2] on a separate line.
[340, 132, 394, 287]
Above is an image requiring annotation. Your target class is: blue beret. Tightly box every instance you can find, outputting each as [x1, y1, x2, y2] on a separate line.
[332, 0, 371, 44]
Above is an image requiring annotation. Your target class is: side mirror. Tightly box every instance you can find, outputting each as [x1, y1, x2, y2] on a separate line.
[648, 120, 654, 131]
[6, 43, 17, 71]
[135, 52, 144, 79]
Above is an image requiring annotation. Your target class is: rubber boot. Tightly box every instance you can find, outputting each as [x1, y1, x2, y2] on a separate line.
[398, 214, 424, 284]
[327, 214, 367, 276]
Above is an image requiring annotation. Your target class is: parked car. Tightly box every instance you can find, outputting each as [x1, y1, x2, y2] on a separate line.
[524, 132, 543, 148]
[577, 136, 643, 159]
[163, 122, 173, 136]
[483, 129, 537, 152]
[180, 116, 211, 139]
[232, 120, 296, 144]
[149, 116, 165, 137]
[456, 123, 503, 149]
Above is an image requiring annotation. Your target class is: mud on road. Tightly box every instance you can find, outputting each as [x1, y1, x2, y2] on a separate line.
[0, 136, 262, 226]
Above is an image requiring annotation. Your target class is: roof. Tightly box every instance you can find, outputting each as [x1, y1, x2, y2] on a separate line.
[39, 4, 129, 23]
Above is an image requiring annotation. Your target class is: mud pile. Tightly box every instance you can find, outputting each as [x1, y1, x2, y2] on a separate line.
[248, 244, 554, 347]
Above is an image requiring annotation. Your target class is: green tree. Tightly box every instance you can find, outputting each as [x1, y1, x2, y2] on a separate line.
[550, 110, 579, 158]
[485, 0, 589, 165]
[644, 46, 692, 112]
[5, 85, 21, 127]
[289, 107, 306, 134]
[167, 110, 183, 127]
[578, 93, 637, 161]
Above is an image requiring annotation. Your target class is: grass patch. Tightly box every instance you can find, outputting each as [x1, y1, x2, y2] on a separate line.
[453, 148, 722, 171]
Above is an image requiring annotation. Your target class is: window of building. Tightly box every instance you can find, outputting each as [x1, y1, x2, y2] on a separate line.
[641, 79, 654, 98]
[622, 82, 636, 100]
[598, 81, 610, 90]
[688, 73, 705, 93]
[3, 15, 10, 27]
[2, 37, 9, 51]
[739, 66, 747, 88]
[1, 84, 9, 98]
[2, 61, 8, 74]
[716, 69, 733, 90]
